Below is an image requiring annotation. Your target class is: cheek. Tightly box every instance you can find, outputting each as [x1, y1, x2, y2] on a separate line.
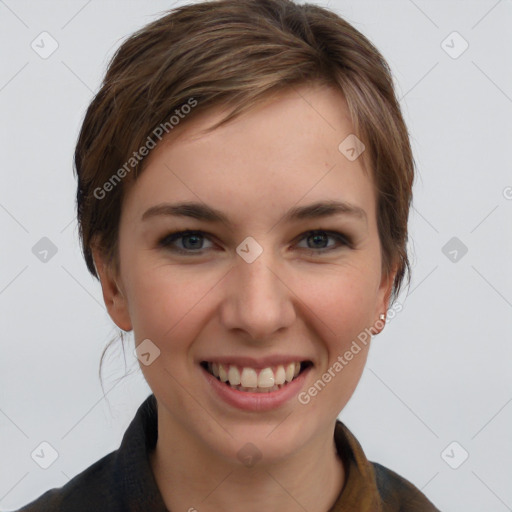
[293, 266, 376, 408]
[125, 268, 213, 397]
[299, 275, 373, 414]
[295, 265, 377, 339]
[125, 263, 217, 347]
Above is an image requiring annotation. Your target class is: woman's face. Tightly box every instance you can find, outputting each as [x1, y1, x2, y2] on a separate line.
[94, 83, 395, 464]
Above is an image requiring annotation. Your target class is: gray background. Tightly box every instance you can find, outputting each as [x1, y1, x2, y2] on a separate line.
[1, 0, 511, 511]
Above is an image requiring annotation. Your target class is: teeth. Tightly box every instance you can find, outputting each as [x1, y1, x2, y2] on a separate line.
[258, 368, 275, 388]
[275, 365, 286, 385]
[228, 365, 241, 385]
[208, 362, 306, 391]
[219, 364, 228, 382]
[285, 363, 295, 382]
[241, 367, 258, 387]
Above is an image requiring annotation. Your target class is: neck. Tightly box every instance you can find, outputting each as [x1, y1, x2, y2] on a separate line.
[150, 408, 346, 512]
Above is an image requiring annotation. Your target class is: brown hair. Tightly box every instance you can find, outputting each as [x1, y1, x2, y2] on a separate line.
[74, 0, 415, 390]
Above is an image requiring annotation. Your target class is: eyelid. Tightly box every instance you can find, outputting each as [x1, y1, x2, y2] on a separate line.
[292, 229, 353, 249]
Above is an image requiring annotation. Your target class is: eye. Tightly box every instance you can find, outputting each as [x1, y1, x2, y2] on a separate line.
[295, 230, 352, 254]
[158, 229, 352, 256]
[158, 230, 215, 255]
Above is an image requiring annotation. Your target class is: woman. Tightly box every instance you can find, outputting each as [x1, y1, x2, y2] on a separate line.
[15, 0, 440, 510]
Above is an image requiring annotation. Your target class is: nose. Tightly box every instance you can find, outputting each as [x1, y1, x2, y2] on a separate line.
[219, 250, 296, 342]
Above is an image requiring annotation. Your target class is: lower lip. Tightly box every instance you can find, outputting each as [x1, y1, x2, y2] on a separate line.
[201, 364, 312, 412]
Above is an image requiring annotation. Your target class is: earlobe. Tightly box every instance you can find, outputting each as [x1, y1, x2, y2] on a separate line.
[92, 245, 133, 332]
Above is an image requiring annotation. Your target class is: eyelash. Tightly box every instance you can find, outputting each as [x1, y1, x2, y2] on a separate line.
[157, 229, 352, 256]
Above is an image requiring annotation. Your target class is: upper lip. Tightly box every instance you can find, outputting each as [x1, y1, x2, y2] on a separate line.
[199, 355, 313, 370]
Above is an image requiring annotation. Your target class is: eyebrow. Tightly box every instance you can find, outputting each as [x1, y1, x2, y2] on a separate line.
[141, 200, 367, 226]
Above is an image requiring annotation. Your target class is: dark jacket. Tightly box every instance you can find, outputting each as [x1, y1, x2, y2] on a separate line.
[13, 393, 441, 511]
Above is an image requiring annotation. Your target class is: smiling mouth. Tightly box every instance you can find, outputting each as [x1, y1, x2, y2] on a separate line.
[200, 360, 313, 393]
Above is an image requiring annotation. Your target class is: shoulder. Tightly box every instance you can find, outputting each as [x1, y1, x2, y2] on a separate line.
[371, 461, 441, 511]
[12, 394, 163, 512]
[12, 450, 119, 512]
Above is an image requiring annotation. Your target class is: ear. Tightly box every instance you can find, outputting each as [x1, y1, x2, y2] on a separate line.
[92, 244, 133, 332]
[369, 262, 398, 336]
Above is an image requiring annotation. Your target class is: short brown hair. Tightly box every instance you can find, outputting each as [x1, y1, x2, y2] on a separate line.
[74, 0, 414, 384]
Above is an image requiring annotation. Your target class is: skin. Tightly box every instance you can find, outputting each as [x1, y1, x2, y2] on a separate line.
[93, 83, 397, 512]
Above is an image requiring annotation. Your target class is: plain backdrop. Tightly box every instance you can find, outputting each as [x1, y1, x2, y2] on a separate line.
[1, 1, 511, 511]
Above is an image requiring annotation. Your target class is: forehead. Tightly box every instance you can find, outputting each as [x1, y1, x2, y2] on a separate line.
[121, 83, 376, 230]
